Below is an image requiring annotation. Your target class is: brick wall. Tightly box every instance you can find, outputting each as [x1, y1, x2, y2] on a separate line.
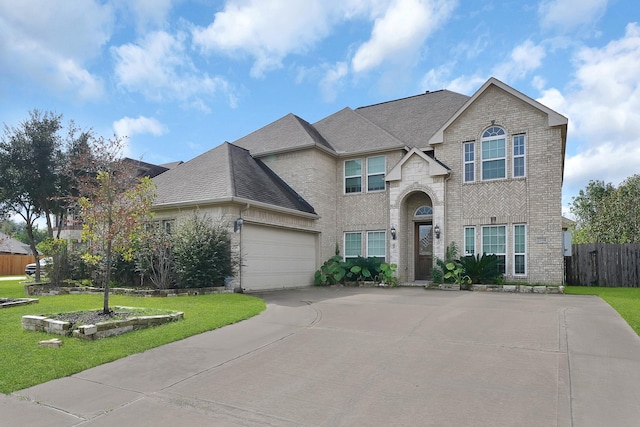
[436, 86, 564, 284]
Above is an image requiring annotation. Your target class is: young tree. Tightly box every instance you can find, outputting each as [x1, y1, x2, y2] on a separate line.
[78, 137, 155, 313]
[0, 110, 65, 281]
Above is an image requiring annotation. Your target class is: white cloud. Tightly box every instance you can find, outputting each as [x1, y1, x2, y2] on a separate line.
[113, 116, 168, 139]
[117, 0, 174, 31]
[420, 39, 545, 95]
[192, 0, 347, 78]
[0, 0, 112, 100]
[543, 23, 640, 193]
[112, 31, 234, 110]
[319, 62, 349, 102]
[351, 0, 457, 73]
[538, 0, 608, 33]
[492, 40, 546, 82]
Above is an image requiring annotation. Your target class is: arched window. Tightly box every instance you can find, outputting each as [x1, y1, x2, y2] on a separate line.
[414, 206, 433, 217]
[481, 126, 506, 180]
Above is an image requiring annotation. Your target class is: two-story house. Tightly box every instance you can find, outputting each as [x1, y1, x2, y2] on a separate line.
[152, 77, 567, 291]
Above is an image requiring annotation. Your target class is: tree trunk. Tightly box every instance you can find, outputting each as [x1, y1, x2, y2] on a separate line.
[103, 241, 112, 314]
[26, 221, 41, 282]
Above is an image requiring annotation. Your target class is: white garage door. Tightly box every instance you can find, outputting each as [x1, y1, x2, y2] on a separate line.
[241, 224, 318, 291]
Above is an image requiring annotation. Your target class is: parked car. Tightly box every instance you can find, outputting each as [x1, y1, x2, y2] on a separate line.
[25, 257, 53, 275]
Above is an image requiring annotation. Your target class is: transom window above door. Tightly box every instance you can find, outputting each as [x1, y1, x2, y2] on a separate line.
[414, 206, 433, 217]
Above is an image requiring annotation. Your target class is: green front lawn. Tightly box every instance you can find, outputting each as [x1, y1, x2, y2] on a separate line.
[564, 286, 640, 336]
[0, 278, 266, 394]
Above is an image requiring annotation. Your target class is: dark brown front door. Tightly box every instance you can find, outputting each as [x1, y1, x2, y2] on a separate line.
[415, 223, 433, 280]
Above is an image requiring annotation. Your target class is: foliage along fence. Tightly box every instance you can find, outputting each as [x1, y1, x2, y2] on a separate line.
[565, 243, 640, 287]
[0, 254, 35, 276]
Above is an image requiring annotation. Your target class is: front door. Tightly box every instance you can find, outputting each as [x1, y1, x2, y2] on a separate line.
[415, 223, 433, 280]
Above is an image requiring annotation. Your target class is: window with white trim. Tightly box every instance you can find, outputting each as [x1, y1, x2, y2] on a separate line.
[514, 224, 526, 275]
[481, 126, 506, 180]
[344, 232, 362, 259]
[367, 231, 386, 260]
[513, 134, 526, 178]
[367, 156, 386, 191]
[482, 225, 506, 274]
[344, 159, 362, 193]
[463, 141, 475, 182]
[464, 227, 476, 256]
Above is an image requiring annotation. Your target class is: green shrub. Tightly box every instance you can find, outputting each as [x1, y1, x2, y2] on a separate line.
[314, 255, 349, 285]
[433, 242, 459, 283]
[444, 262, 471, 287]
[377, 262, 398, 286]
[347, 257, 383, 282]
[458, 253, 501, 284]
[172, 213, 235, 288]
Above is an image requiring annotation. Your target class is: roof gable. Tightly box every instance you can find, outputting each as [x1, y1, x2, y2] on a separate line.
[386, 148, 450, 181]
[428, 77, 568, 145]
[313, 107, 405, 154]
[233, 113, 333, 156]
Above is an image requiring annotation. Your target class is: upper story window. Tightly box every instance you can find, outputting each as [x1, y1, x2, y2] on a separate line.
[344, 159, 362, 193]
[463, 141, 475, 182]
[344, 156, 386, 194]
[513, 134, 526, 177]
[481, 126, 506, 180]
[367, 156, 386, 191]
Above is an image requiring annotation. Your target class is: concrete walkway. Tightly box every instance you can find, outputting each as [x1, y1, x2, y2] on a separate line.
[3, 287, 640, 426]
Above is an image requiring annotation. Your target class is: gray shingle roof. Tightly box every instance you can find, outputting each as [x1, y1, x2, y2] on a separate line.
[355, 89, 470, 149]
[153, 142, 315, 214]
[313, 107, 405, 154]
[0, 233, 31, 255]
[233, 113, 333, 156]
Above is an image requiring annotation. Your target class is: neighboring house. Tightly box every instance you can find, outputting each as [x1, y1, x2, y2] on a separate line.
[153, 77, 568, 291]
[56, 158, 182, 244]
[0, 232, 34, 275]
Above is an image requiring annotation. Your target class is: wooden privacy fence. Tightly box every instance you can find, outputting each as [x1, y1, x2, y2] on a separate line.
[565, 243, 640, 287]
[0, 254, 34, 276]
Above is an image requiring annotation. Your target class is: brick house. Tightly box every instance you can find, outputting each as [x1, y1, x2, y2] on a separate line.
[153, 77, 567, 291]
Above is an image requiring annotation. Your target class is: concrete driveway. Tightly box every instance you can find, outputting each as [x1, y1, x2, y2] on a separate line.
[3, 287, 640, 426]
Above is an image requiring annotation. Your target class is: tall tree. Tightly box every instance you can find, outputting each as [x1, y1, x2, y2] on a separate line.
[78, 137, 155, 313]
[570, 175, 640, 244]
[0, 110, 65, 280]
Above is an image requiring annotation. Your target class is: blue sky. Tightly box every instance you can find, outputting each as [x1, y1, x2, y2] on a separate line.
[1, 0, 639, 216]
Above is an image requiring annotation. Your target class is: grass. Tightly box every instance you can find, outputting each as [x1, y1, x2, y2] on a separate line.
[565, 286, 640, 336]
[0, 278, 266, 394]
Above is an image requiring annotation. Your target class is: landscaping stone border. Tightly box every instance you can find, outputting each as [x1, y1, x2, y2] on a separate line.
[0, 298, 39, 308]
[22, 307, 184, 340]
[424, 284, 564, 293]
[24, 284, 230, 297]
[470, 284, 564, 294]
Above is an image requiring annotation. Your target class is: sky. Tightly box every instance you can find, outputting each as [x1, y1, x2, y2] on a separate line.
[1, 0, 639, 217]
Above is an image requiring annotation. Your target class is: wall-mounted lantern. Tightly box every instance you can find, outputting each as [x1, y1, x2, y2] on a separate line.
[390, 226, 397, 240]
[434, 224, 441, 239]
[234, 218, 244, 233]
